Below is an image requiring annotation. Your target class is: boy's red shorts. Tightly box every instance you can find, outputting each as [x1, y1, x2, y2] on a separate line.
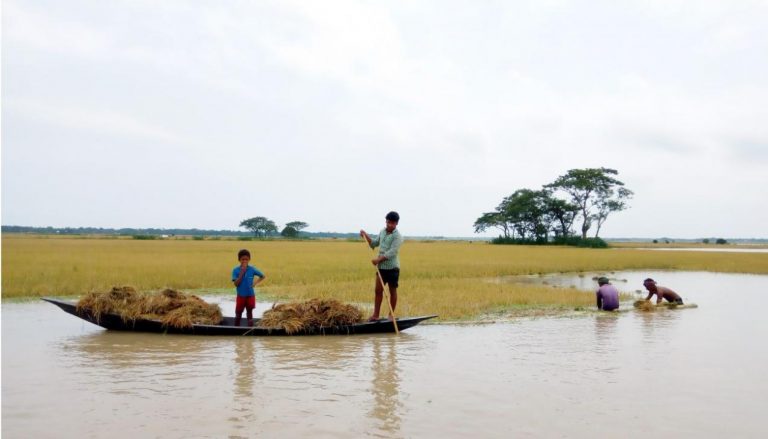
[235, 295, 256, 313]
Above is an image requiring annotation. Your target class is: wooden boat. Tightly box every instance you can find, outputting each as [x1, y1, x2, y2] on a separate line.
[650, 302, 698, 309]
[42, 297, 437, 336]
[599, 302, 699, 313]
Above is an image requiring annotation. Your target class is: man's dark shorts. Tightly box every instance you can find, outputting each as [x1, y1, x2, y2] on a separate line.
[378, 268, 400, 288]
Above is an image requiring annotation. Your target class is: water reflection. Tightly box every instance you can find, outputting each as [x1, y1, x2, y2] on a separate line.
[233, 340, 257, 400]
[636, 309, 681, 344]
[369, 336, 401, 436]
[58, 332, 232, 397]
[593, 313, 618, 345]
[229, 339, 259, 438]
[59, 331, 226, 368]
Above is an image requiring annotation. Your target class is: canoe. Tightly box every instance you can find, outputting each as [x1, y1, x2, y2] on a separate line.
[42, 297, 437, 336]
[630, 302, 699, 311]
[650, 302, 698, 309]
[600, 302, 698, 313]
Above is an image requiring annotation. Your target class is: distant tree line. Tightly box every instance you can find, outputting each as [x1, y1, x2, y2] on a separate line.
[2, 223, 361, 240]
[1, 225, 253, 236]
[474, 167, 633, 246]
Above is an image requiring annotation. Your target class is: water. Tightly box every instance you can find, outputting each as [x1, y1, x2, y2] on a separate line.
[631, 247, 768, 253]
[3, 271, 768, 438]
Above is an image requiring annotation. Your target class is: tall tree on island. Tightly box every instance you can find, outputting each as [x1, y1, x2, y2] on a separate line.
[545, 167, 633, 239]
[239, 217, 278, 238]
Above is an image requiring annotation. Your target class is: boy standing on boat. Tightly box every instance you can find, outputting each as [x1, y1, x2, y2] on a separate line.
[360, 211, 403, 322]
[596, 277, 620, 311]
[643, 278, 683, 305]
[232, 249, 266, 326]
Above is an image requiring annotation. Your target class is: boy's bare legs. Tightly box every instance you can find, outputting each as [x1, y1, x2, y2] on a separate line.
[234, 301, 243, 326]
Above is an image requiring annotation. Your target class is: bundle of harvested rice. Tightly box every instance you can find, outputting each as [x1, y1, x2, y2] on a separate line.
[633, 299, 655, 312]
[76, 286, 144, 322]
[258, 298, 363, 334]
[76, 286, 223, 328]
[159, 295, 223, 329]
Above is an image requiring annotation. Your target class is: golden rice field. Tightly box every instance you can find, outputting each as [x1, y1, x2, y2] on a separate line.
[3, 235, 767, 320]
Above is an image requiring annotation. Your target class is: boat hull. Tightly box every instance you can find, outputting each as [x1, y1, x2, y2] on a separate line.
[42, 297, 436, 336]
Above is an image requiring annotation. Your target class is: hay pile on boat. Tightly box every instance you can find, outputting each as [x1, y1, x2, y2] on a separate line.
[633, 299, 656, 312]
[76, 286, 223, 328]
[258, 298, 363, 334]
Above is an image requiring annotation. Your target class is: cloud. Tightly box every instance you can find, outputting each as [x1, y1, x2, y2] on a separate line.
[2, 0, 767, 237]
[3, 1, 110, 56]
[5, 98, 184, 144]
[728, 139, 768, 162]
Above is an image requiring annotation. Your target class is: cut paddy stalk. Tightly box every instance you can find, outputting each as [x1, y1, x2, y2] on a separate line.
[76, 286, 223, 328]
[258, 298, 363, 334]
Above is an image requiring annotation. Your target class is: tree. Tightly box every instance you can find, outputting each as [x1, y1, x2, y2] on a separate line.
[541, 194, 579, 239]
[499, 189, 551, 242]
[281, 221, 308, 238]
[285, 221, 309, 234]
[239, 217, 278, 238]
[475, 189, 552, 242]
[593, 187, 632, 238]
[474, 211, 510, 238]
[546, 167, 633, 239]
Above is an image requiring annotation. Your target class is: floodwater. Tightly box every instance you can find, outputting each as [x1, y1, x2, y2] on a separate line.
[630, 247, 768, 253]
[3, 271, 768, 438]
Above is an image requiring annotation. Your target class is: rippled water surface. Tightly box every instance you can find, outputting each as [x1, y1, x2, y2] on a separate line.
[3, 271, 768, 438]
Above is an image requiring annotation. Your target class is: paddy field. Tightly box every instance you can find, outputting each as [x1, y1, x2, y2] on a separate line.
[3, 235, 767, 320]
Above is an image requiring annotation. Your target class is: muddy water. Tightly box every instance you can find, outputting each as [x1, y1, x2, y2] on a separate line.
[3, 271, 768, 438]
[632, 247, 768, 253]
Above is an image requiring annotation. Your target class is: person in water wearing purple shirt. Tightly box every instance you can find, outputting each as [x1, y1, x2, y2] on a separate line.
[596, 277, 620, 311]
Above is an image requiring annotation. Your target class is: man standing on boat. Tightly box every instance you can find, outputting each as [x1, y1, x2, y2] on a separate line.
[643, 278, 684, 305]
[360, 211, 403, 322]
[596, 277, 620, 311]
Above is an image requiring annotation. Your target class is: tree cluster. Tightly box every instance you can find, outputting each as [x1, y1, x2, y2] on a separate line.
[474, 168, 633, 244]
[239, 217, 309, 238]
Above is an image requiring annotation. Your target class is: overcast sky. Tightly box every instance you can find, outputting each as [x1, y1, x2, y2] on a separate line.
[2, 0, 767, 238]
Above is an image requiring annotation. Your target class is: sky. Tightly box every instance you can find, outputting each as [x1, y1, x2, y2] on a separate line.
[2, 0, 767, 238]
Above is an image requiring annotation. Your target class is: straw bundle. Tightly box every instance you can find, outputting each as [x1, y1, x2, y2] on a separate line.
[77, 286, 144, 322]
[633, 299, 655, 312]
[76, 286, 223, 328]
[258, 298, 363, 334]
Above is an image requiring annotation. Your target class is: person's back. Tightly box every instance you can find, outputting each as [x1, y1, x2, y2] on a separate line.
[657, 285, 683, 303]
[596, 278, 620, 311]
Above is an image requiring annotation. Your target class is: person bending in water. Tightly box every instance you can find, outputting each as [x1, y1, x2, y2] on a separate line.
[596, 277, 620, 311]
[232, 249, 266, 326]
[643, 278, 683, 305]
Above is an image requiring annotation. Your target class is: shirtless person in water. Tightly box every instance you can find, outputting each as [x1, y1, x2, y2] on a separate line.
[643, 278, 684, 305]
